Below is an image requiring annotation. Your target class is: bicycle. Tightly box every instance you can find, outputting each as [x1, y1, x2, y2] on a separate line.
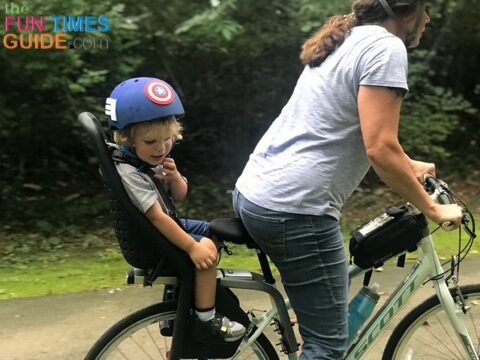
[79, 112, 478, 359]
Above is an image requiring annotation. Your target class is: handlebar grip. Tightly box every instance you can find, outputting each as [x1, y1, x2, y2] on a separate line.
[441, 221, 456, 231]
[437, 192, 452, 205]
[423, 173, 437, 189]
[423, 174, 453, 204]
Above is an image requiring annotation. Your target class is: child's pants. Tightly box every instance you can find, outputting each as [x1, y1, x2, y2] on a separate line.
[180, 219, 210, 242]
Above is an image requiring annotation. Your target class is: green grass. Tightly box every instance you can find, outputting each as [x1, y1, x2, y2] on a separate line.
[1, 215, 477, 300]
[0, 245, 267, 300]
[0, 249, 130, 300]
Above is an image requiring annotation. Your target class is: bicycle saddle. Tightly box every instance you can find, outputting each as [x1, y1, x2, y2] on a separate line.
[209, 218, 259, 249]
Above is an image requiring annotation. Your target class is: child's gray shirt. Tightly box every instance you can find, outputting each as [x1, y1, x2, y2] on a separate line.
[116, 162, 169, 214]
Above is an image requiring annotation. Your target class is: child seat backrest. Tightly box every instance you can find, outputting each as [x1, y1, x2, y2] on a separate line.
[78, 112, 193, 277]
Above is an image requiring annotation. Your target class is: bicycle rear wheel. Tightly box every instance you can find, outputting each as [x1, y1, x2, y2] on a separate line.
[383, 284, 480, 359]
[85, 301, 279, 360]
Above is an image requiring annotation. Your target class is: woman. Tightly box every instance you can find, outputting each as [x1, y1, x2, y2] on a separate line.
[233, 0, 463, 359]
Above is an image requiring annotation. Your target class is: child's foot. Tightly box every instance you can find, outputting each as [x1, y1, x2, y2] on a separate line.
[204, 313, 246, 342]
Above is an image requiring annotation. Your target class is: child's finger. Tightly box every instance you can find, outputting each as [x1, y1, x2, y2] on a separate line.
[162, 164, 176, 173]
[162, 159, 175, 168]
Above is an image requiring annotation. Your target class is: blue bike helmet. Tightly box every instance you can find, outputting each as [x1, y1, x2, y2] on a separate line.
[105, 77, 185, 130]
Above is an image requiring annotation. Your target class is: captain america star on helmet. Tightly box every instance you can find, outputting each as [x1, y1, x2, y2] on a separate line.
[105, 77, 185, 130]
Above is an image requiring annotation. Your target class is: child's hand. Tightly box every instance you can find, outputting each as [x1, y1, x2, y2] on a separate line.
[155, 158, 183, 184]
[155, 157, 188, 202]
[187, 238, 218, 270]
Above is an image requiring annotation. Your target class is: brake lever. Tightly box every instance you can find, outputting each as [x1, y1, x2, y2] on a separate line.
[462, 220, 476, 239]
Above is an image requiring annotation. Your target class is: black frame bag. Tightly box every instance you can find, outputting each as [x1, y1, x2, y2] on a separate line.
[349, 206, 430, 269]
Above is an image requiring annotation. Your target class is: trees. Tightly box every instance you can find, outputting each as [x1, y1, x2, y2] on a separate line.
[417, 0, 480, 169]
[0, 0, 477, 191]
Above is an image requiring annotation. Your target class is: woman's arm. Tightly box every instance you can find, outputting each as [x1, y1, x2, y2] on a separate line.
[358, 85, 462, 226]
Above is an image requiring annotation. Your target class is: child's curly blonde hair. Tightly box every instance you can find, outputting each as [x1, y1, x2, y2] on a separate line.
[113, 116, 183, 147]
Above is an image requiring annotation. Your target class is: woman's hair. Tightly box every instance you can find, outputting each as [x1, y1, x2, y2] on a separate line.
[300, 0, 419, 67]
[113, 116, 183, 147]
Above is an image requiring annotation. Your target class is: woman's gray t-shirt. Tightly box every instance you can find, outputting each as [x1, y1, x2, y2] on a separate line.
[236, 25, 408, 220]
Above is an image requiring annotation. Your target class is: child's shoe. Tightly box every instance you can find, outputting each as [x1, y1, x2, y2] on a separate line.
[204, 313, 246, 342]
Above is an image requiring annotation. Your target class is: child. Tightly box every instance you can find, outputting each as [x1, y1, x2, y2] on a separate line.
[105, 77, 246, 341]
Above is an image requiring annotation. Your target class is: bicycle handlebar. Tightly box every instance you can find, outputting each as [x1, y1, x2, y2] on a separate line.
[423, 174, 452, 205]
[423, 174, 456, 231]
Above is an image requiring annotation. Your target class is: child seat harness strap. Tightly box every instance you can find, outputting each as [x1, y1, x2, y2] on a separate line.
[111, 147, 186, 231]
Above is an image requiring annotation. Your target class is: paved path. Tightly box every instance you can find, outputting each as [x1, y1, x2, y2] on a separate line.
[1, 258, 479, 359]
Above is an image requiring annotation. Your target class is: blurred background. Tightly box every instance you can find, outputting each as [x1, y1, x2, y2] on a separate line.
[0, 0, 478, 293]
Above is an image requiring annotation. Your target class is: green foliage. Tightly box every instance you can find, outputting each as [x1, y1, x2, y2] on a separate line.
[162, 0, 307, 174]
[174, 0, 244, 43]
[415, 0, 480, 167]
[176, 176, 237, 221]
[400, 51, 476, 160]
[299, 0, 351, 33]
[1, 0, 477, 185]
[0, 0, 145, 189]
[0, 183, 114, 267]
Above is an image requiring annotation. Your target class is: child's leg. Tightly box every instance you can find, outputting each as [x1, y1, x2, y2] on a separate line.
[191, 236, 218, 317]
[181, 224, 216, 311]
[191, 238, 246, 341]
[194, 264, 217, 309]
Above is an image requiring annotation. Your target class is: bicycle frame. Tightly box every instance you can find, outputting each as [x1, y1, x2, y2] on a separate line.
[196, 231, 478, 359]
[346, 233, 478, 360]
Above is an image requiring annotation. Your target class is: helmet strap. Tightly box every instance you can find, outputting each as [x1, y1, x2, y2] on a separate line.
[378, 0, 427, 47]
[119, 145, 138, 160]
[404, 1, 427, 47]
[378, 0, 397, 18]
[119, 145, 150, 171]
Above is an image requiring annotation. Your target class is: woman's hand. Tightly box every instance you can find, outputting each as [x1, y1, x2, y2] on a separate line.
[426, 203, 463, 230]
[409, 159, 435, 183]
[186, 238, 218, 270]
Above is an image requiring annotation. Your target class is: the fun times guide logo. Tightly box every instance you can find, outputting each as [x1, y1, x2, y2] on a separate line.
[3, 2, 111, 50]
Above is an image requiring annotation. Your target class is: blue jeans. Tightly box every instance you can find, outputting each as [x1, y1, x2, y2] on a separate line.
[180, 219, 209, 242]
[233, 189, 348, 359]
